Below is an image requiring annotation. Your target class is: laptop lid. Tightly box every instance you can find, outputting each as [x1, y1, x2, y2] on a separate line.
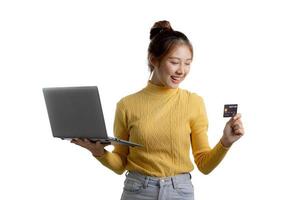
[43, 86, 108, 140]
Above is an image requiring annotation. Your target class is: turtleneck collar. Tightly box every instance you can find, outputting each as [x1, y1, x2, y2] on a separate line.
[143, 80, 179, 97]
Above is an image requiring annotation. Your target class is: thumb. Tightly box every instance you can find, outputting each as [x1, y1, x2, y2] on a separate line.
[95, 141, 110, 147]
[227, 116, 234, 125]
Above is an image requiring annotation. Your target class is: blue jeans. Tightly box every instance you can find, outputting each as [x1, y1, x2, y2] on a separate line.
[120, 171, 194, 200]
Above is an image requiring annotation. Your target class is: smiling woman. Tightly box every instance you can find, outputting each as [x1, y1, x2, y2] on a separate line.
[149, 45, 192, 87]
[71, 20, 244, 200]
[147, 20, 193, 88]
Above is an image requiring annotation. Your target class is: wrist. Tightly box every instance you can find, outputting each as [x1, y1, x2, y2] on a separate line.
[220, 137, 232, 148]
[92, 149, 106, 157]
[92, 153, 104, 157]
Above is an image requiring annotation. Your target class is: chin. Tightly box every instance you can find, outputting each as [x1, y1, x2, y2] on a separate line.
[165, 79, 181, 88]
[168, 83, 179, 89]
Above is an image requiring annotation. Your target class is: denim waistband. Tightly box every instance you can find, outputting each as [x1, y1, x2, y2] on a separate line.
[125, 171, 192, 189]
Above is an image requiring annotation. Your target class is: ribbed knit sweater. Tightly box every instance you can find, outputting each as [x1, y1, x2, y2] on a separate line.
[96, 80, 230, 177]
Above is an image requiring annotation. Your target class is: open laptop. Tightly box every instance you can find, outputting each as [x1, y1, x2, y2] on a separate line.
[42, 86, 142, 147]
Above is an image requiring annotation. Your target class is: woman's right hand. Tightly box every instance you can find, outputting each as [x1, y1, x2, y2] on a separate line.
[71, 138, 110, 157]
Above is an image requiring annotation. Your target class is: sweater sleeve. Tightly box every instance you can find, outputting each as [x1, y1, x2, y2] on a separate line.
[190, 94, 230, 175]
[94, 99, 129, 175]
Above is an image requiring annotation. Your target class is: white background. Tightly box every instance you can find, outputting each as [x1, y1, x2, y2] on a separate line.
[1, 0, 299, 199]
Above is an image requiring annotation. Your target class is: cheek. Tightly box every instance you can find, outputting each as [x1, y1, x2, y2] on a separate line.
[163, 64, 177, 74]
[157, 65, 173, 76]
[185, 66, 191, 73]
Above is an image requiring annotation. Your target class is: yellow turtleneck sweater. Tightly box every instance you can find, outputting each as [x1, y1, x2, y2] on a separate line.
[95, 80, 230, 177]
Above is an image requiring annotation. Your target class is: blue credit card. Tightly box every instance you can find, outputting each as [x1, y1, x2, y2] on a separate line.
[223, 104, 238, 117]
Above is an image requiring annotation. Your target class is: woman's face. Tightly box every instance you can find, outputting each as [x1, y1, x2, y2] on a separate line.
[150, 44, 192, 88]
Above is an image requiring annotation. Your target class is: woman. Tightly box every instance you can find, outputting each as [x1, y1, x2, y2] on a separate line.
[71, 20, 244, 200]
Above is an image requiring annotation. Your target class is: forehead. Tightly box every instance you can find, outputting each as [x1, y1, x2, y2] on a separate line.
[165, 44, 192, 60]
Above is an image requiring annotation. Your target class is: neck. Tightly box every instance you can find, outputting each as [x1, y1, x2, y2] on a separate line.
[143, 80, 179, 97]
[149, 72, 165, 87]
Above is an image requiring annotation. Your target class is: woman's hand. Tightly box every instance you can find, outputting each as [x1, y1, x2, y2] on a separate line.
[221, 113, 245, 148]
[71, 138, 110, 157]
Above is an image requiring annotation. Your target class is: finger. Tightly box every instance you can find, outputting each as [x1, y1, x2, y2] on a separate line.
[234, 128, 244, 135]
[237, 120, 243, 127]
[95, 140, 105, 144]
[95, 141, 101, 145]
[103, 143, 110, 147]
[83, 138, 92, 145]
[227, 113, 240, 124]
[233, 113, 242, 121]
[232, 123, 242, 130]
[95, 141, 103, 147]
[232, 124, 240, 131]
[226, 116, 234, 124]
[74, 139, 89, 148]
[95, 141, 110, 147]
[71, 138, 80, 144]
[77, 138, 84, 143]
[232, 119, 243, 128]
[75, 138, 84, 145]
[71, 141, 84, 147]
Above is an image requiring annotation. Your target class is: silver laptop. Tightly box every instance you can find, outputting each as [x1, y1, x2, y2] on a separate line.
[42, 86, 142, 147]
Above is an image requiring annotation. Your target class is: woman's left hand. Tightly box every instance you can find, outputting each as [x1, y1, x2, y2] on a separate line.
[221, 113, 245, 148]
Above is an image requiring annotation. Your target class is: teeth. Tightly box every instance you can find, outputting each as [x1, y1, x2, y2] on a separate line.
[171, 76, 181, 80]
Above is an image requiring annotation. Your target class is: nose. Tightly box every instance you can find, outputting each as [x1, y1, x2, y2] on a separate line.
[176, 63, 184, 75]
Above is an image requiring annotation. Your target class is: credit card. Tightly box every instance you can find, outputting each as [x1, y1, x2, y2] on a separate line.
[223, 104, 238, 117]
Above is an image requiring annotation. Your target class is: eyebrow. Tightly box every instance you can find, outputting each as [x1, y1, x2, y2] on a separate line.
[168, 56, 192, 61]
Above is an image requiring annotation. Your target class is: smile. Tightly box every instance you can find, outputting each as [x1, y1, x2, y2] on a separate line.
[170, 76, 183, 83]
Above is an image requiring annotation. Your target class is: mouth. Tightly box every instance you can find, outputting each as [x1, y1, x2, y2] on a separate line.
[170, 75, 183, 83]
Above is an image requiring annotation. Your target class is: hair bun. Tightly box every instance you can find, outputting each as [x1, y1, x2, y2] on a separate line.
[150, 20, 173, 40]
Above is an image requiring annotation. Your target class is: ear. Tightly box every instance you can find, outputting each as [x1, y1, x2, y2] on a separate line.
[149, 55, 159, 69]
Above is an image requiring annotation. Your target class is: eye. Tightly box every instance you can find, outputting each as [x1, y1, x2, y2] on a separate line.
[185, 63, 191, 66]
[171, 61, 179, 65]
